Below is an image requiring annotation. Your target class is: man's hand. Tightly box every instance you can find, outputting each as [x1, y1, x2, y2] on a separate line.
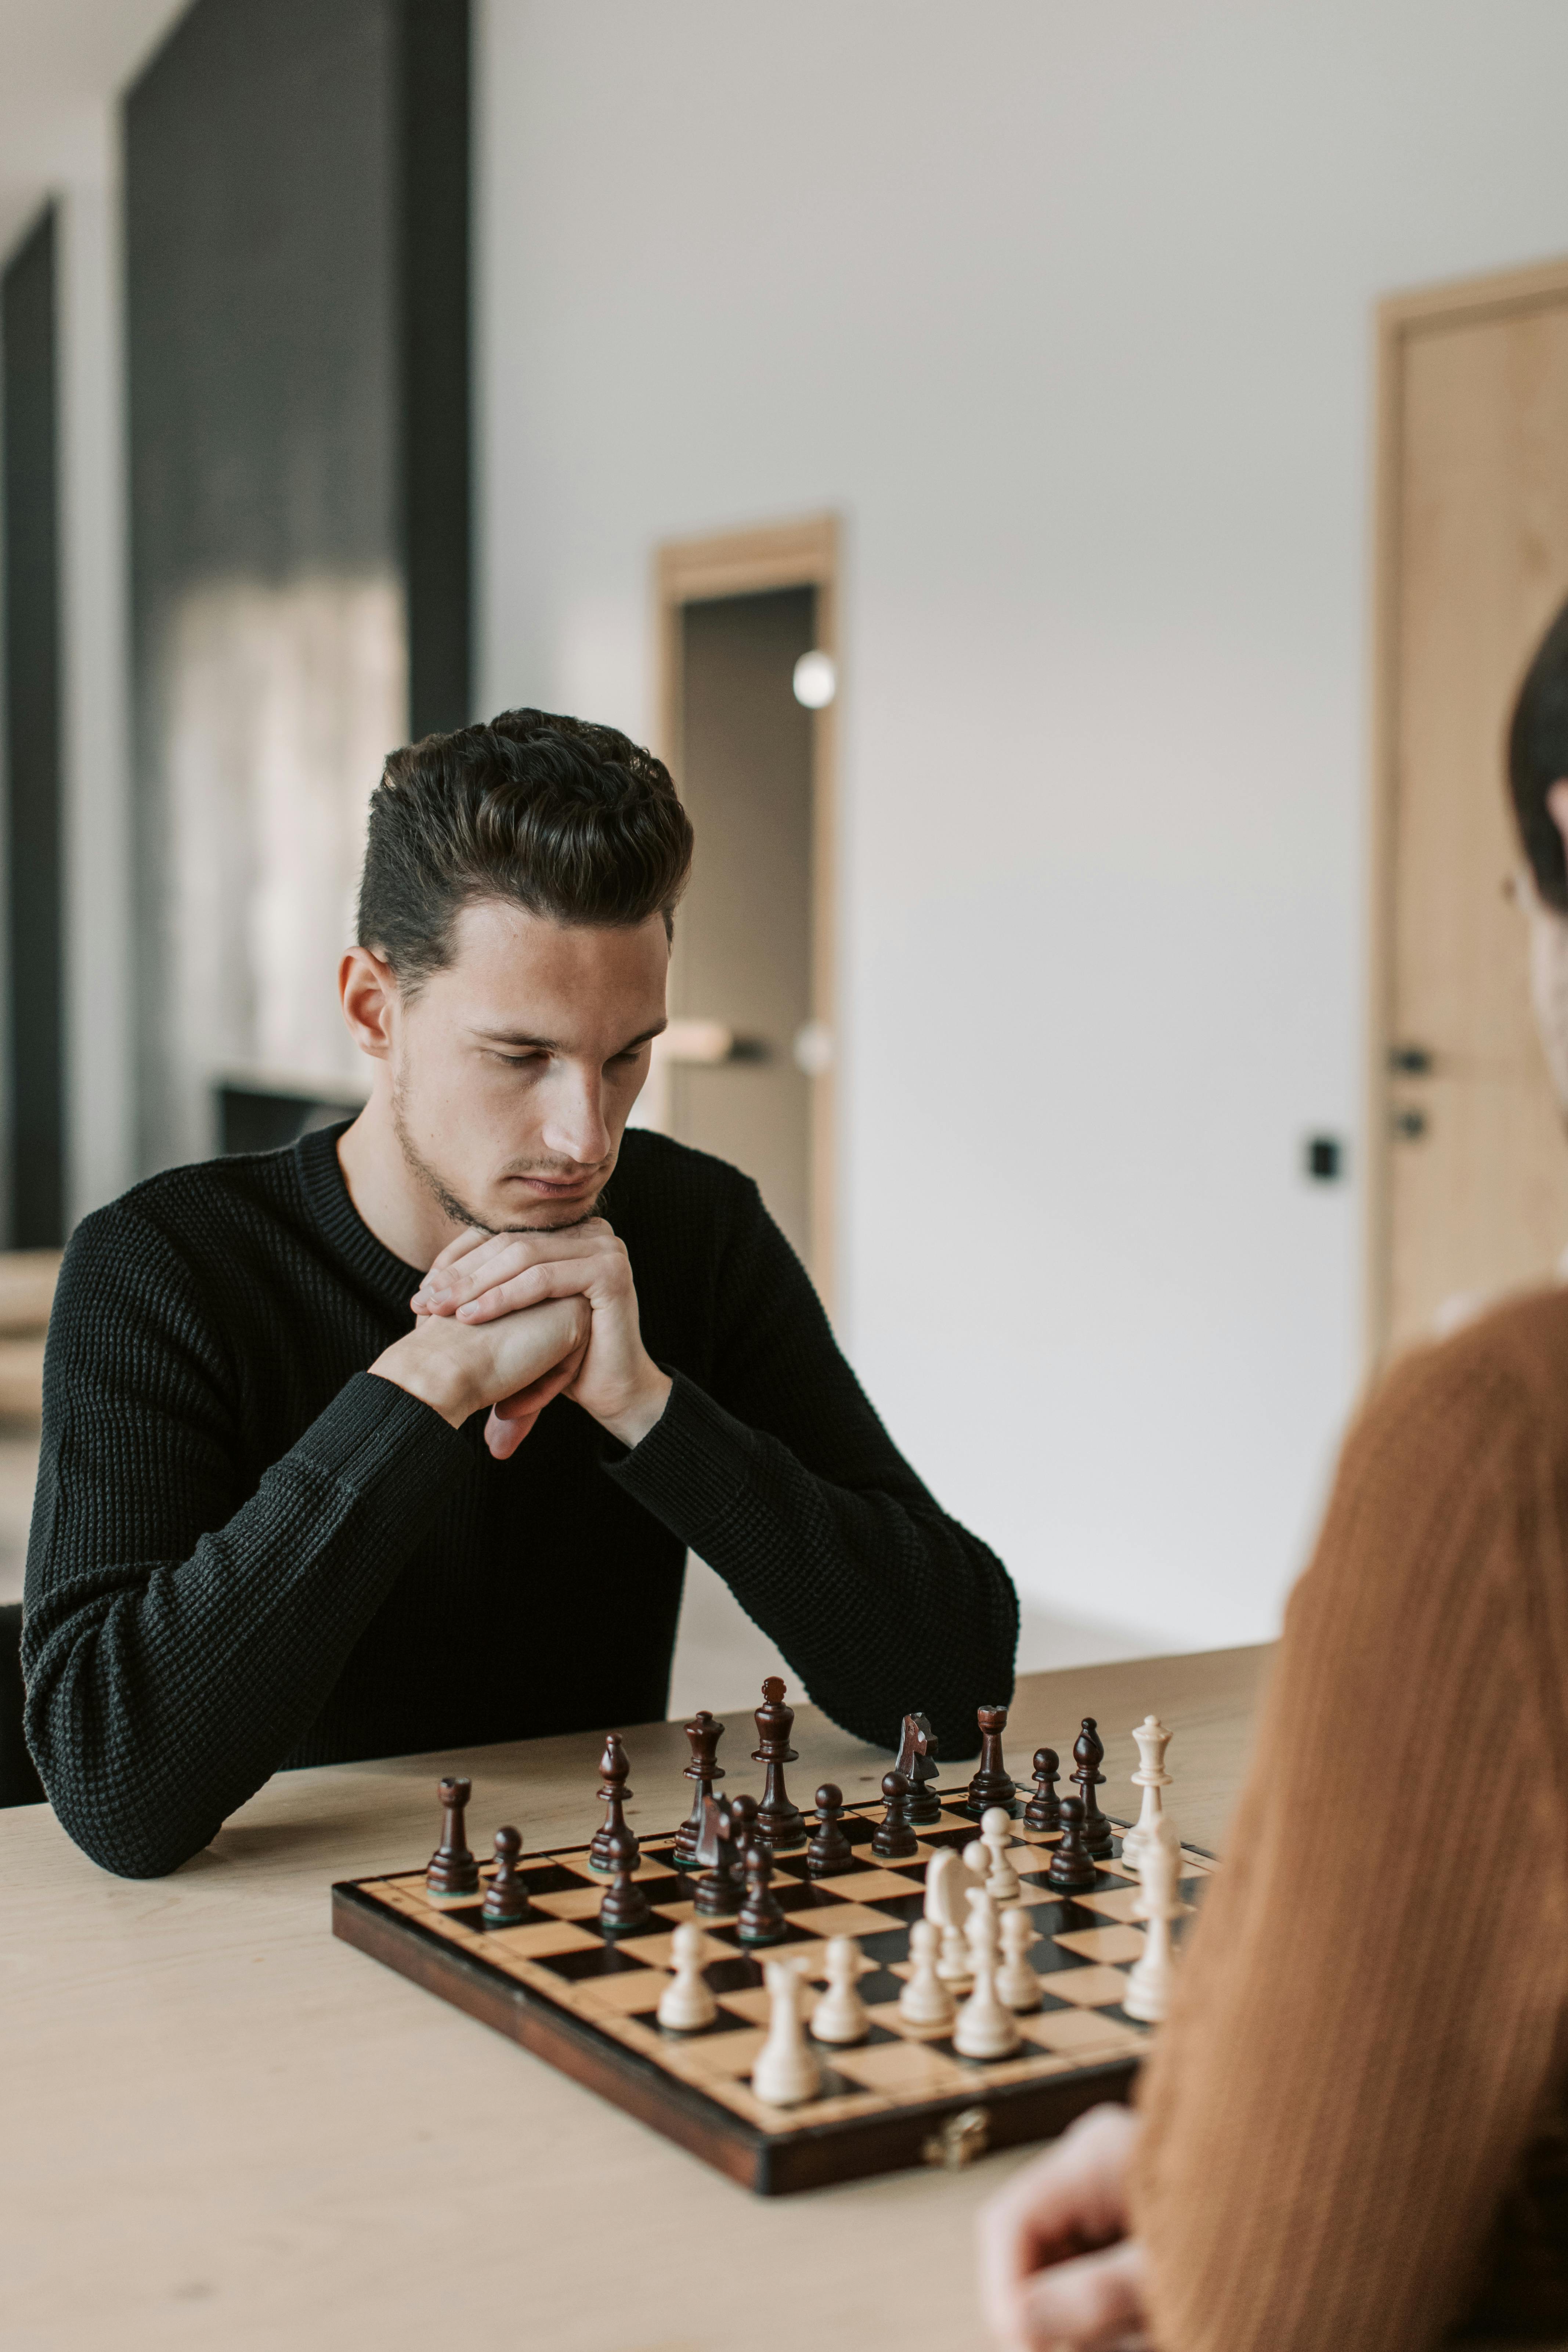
[976, 2105, 1150, 2351]
[371, 1293, 590, 1452]
[409, 1220, 672, 1455]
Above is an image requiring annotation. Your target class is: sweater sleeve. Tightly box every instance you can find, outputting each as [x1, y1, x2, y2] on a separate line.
[1131, 1335, 1568, 2352]
[605, 1176, 1018, 1760]
[22, 1205, 470, 1879]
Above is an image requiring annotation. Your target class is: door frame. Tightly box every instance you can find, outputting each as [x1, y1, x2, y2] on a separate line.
[1366, 253, 1568, 1368]
[653, 513, 840, 1308]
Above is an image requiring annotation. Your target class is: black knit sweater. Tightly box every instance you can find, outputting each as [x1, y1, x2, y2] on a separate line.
[22, 1123, 1017, 1878]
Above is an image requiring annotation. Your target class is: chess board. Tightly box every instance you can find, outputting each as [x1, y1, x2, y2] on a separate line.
[332, 1792, 1211, 2195]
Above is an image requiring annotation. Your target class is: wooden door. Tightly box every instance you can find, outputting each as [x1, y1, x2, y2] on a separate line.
[1372, 259, 1568, 1358]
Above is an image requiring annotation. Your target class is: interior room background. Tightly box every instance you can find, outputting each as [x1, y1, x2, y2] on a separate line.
[6, 0, 1568, 1682]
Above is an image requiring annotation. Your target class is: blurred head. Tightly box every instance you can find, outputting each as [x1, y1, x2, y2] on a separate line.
[1509, 605, 1568, 1109]
[341, 709, 693, 1232]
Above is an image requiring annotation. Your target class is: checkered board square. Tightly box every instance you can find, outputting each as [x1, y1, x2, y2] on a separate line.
[332, 1793, 1210, 2195]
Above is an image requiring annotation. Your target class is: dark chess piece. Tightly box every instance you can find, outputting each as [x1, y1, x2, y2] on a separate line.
[965, 1703, 1019, 1818]
[1072, 1719, 1113, 1858]
[427, 1775, 480, 1900]
[674, 1711, 725, 1871]
[736, 1841, 789, 1945]
[482, 1825, 529, 1925]
[806, 1783, 853, 1875]
[726, 1795, 760, 1896]
[894, 1712, 943, 1826]
[693, 1795, 743, 1917]
[597, 1822, 652, 1934]
[872, 1767, 919, 1859]
[589, 1731, 639, 1874]
[751, 1678, 806, 1848]
[1046, 1795, 1098, 1894]
[1023, 1748, 1062, 1834]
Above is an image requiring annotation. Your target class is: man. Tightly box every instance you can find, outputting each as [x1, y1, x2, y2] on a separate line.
[24, 710, 1016, 1880]
[977, 600, 1568, 2351]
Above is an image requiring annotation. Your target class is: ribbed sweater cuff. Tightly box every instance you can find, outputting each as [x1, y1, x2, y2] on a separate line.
[603, 1369, 756, 1541]
[293, 1371, 470, 1516]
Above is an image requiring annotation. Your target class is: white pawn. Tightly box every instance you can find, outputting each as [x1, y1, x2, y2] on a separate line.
[1123, 1818, 1181, 2024]
[811, 1936, 870, 2045]
[925, 1850, 974, 1991]
[751, 1957, 823, 2106]
[962, 1835, 989, 1880]
[980, 1806, 1022, 1906]
[656, 1921, 717, 2032]
[1120, 1715, 1174, 1872]
[996, 1904, 1043, 2012]
[899, 1916, 957, 2029]
[953, 1887, 1020, 2059]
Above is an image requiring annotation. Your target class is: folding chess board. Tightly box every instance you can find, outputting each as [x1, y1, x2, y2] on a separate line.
[332, 1792, 1211, 2194]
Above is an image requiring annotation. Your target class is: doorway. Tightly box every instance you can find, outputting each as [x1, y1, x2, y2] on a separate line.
[1369, 256, 1568, 1360]
[654, 517, 838, 1304]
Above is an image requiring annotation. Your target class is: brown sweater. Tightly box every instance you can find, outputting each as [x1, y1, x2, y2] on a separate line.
[1132, 1285, 1568, 2350]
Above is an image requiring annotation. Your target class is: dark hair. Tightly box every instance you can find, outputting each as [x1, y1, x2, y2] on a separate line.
[358, 708, 694, 991]
[1509, 599, 1568, 911]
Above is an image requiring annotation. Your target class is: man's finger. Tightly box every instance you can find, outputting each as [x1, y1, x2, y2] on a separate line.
[414, 1224, 613, 1309]
[450, 1259, 607, 1324]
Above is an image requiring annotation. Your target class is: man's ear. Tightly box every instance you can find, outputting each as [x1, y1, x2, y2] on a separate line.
[1546, 780, 1568, 855]
[339, 945, 399, 1061]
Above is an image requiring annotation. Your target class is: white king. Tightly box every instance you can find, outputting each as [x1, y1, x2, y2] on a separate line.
[1120, 1713, 1173, 1871]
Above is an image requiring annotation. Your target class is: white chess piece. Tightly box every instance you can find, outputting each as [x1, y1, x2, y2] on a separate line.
[1123, 1817, 1181, 2024]
[810, 1936, 870, 2045]
[996, 1904, 1043, 2011]
[954, 1887, 1021, 2059]
[1120, 1715, 1174, 1872]
[962, 1835, 989, 1879]
[751, 1957, 823, 2106]
[980, 1806, 1022, 1905]
[899, 1916, 957, 2029]
[656, 1921, 717, 2031]
[925, 1850, 974, 1991]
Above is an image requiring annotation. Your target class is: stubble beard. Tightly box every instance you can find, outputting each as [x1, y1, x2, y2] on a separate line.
[391, 1083, 606, 1236]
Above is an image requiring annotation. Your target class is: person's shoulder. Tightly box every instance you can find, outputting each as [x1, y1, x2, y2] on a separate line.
[65, 1145, 307, 1276]
[1355, 1283, 1568, 1480]
[606, 1128, 763, 1224]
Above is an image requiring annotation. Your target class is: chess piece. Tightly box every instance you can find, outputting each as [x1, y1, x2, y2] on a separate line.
[872, 1768, 919, 1859]
[965, 1703, 1018, 1818]
[589, 1732, 639, 1873]
[426, 1775, 480, 1903]
[751, 1957, 822, 2107]
[806, 1784, 853, 1875]
[894, 1712, 943, 1827]
[1023, 1747, 1062, 1834]
[726, 1795, 760, 1896]
[674, 1712, 725, 1871]
[925, 1850, 973, 1991]
[899, 1916, 957, 2028]
[481, 1824, 529, 1925]
[996, 1905, 1043, 2011]
[1123, 1818, 1181, 2024]
[751, 1677, 806, 1848]
[693, 1794, 743, 1917]
[954, 1887, 1020, 2059]
[736, 1841, 789, 1945]
[962, 1835, 989, 1879]
[657, 1922, 718, 2031]
[810, 1937, 870, 2045]
[597, 1822, 651, 1934]
[1072, 1719, 1114, 1858]
[1046, 1795, 1099, 1894]
[980, 1807, 1022, 1905]
[1119, 1715, 1173, 1872]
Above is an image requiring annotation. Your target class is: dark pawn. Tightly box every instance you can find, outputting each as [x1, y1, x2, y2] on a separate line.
[736, 1842, 789, 1945]
[693, 1796, 742, 1918]
[483, 1825, 529, 1925]
[674, 1711, 725, 1871]
[1023, 1748, 1062, 1834]
[872, 1767, 920, 1859]
[427, 1774, 479, 1900]
[806, 1784, 853, 1875]
[1046, 1795, 1099, 1894]
[589, 1732, 638, 1873]
[726, 1795, 760, 1895]
[1072, 1719, 1113, 1858]
[751, 1677, 806, 1848]
[597, 1823, 652, 1934]
[894, 1712, 943, 1826]
[965, 1703, 1019, 1818]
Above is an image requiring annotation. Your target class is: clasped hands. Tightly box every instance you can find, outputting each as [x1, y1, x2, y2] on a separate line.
[977, 2105, 1152, 2352]
[370, 1218, 671, 1457]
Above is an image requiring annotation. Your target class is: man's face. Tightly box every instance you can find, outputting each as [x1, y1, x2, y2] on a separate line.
[386, 898, 669, 1232]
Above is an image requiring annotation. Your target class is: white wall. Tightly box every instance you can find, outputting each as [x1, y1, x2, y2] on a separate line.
[477, 0, 1568, 1656]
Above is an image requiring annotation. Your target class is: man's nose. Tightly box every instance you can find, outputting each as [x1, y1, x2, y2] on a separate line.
[539, 1062, 612, 1164]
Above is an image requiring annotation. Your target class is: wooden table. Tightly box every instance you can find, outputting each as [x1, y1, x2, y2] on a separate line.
[3, 1648, 1270, 2352]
